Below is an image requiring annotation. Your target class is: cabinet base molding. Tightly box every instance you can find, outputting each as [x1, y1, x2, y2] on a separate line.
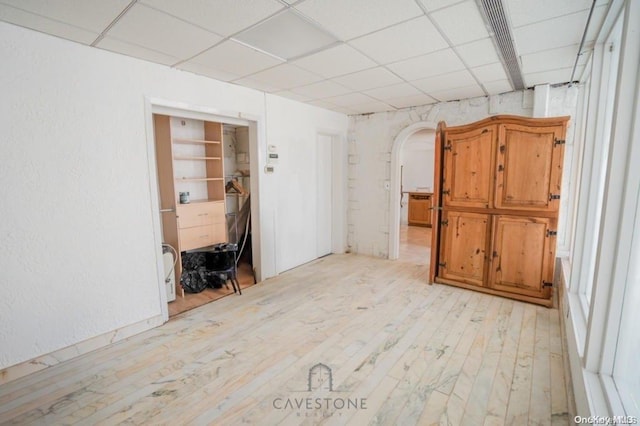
[434, 277, 554, 307]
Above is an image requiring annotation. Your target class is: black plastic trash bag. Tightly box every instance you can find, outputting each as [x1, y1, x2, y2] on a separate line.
[180, 252, 208, 293]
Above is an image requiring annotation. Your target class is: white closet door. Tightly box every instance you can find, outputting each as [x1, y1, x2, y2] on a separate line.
[316, 134, 332, 257]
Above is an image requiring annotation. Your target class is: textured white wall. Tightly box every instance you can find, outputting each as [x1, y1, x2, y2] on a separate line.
[347, 88, 579, 257]
[0, 22, 347, 370]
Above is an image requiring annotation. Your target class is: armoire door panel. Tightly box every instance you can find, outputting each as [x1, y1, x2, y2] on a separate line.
[443, 125, 496, 209]
[495, 124, 565, 211]
[438, 211, 490, 287]
[490, 215, 554, 298]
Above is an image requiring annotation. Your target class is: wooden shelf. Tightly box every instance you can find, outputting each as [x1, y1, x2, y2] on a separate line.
[176, 177, 224, 182]
[173, 138, 221, 145]
[178, 198, 225, 204]
[173, 156, 222, 161]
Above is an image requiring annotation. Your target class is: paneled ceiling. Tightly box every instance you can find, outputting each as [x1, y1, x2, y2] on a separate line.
[0, 0, 610, 115]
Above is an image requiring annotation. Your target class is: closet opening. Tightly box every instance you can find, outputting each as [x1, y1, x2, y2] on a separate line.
[146, 102, 261, 319]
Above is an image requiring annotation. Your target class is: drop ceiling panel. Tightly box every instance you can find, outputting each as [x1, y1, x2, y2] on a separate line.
[429, 84, 485, 102]
[273, 90, 313, 103]
[483, 79, 513, 95]
[232, 76, 281, 93]
[333, 67, 404, 91]
[386, 94, 437, 109]
[430, 1, 490, 46]
[350, 101, 396, 114]
[349, 16, 449, 64]
[308, 99, 342, 110]
[233, 9, 338, 60]
[322, 92, 378, 107]
[411, 69, 478, 93]
[293, 0, 424, 41]
[455, 38, 501, 67]
[140, 0, 284, 37]
[584, 4, 609, 42]
[386, 48, 465, 82]
[506, 0, 593, 28]
[0, 4, 98, 44]
[107, 4, 222, 59]
[363, 83, 424, 101]
[184, 40, 283, 78]
[293, 44, 377, 78]
[524, 67, 577, 87]
[97, 36, 181, 66]
[513, 10, 589, 55]
[176, 62, 241, 82]
[245, 63, 323, 90]
[520, 44, 586, 74]
[418, 0, 468, 12]
[0, 0, 131, 33]
[291, 80, 352, 99]
[471, 62, 508, 83]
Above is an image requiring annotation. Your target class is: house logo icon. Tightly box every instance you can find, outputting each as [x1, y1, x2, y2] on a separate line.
[308, 363, 332, 391]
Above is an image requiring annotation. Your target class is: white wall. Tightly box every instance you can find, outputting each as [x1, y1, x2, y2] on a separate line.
[0, 22, 347, 371]
[347, 88, 579, 257]
[400, 130, 435, 224]
[265, 94, 346, 272]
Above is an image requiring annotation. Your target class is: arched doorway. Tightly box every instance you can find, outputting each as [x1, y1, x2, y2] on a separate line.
[388, 122, 437, 260]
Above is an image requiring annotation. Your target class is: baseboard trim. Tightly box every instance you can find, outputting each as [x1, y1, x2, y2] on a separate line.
[0, 315, 164, 386]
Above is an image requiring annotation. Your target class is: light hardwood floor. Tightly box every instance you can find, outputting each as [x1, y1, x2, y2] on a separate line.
[0, 238, 570, 425]
[168, 261, 257, 317]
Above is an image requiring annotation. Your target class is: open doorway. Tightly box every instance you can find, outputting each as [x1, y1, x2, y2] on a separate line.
[146, 101, 261, 320]
[389, 122, 438, 265]
[399, 130, 435, 264]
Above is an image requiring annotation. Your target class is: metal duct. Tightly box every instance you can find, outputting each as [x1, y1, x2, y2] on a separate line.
[479, 0, 525, 90]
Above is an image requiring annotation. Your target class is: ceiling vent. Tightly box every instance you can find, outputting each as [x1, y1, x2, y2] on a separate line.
[478, 0, 525, 90]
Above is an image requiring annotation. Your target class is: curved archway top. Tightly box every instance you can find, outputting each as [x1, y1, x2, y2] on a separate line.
[390, 121, 439, 157]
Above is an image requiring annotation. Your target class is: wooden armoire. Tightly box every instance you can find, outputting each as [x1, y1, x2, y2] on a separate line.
[429, 115, 570, 307]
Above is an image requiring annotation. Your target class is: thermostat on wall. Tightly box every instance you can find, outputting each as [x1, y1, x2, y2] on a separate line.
[267, 144, 279, 164]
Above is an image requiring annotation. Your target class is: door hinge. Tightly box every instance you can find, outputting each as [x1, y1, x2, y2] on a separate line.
[443, 143, 452, 152]
[554, 138, 566, 146]
[549, 194, 561, 200]
[442, 189, 450, 196]
[440, 219, 449, 226]
[542, 281, 553, 288]
[438, 262, 447, 268]
[546, 230, 558, 237]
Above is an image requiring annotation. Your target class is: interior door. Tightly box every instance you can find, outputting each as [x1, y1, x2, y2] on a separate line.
[489, 215, 555, 298]
[494, 124, 565, 212]
[316, 134, 332, 257]
[429, 123, 445, 283]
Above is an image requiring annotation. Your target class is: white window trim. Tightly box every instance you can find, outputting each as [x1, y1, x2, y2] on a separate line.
[564, 0, 640, 417]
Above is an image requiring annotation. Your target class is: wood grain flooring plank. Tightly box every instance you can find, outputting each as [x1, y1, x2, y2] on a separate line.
[0, 246, 569, 425]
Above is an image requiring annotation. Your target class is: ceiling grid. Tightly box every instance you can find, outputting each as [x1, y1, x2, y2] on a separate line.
[0, 0, 608, 114]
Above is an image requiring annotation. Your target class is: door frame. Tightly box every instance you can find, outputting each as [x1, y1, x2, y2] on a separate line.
[315, 132, 333, 257]
[144, 97, 263, 322]
[388, 121, 438, 260]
